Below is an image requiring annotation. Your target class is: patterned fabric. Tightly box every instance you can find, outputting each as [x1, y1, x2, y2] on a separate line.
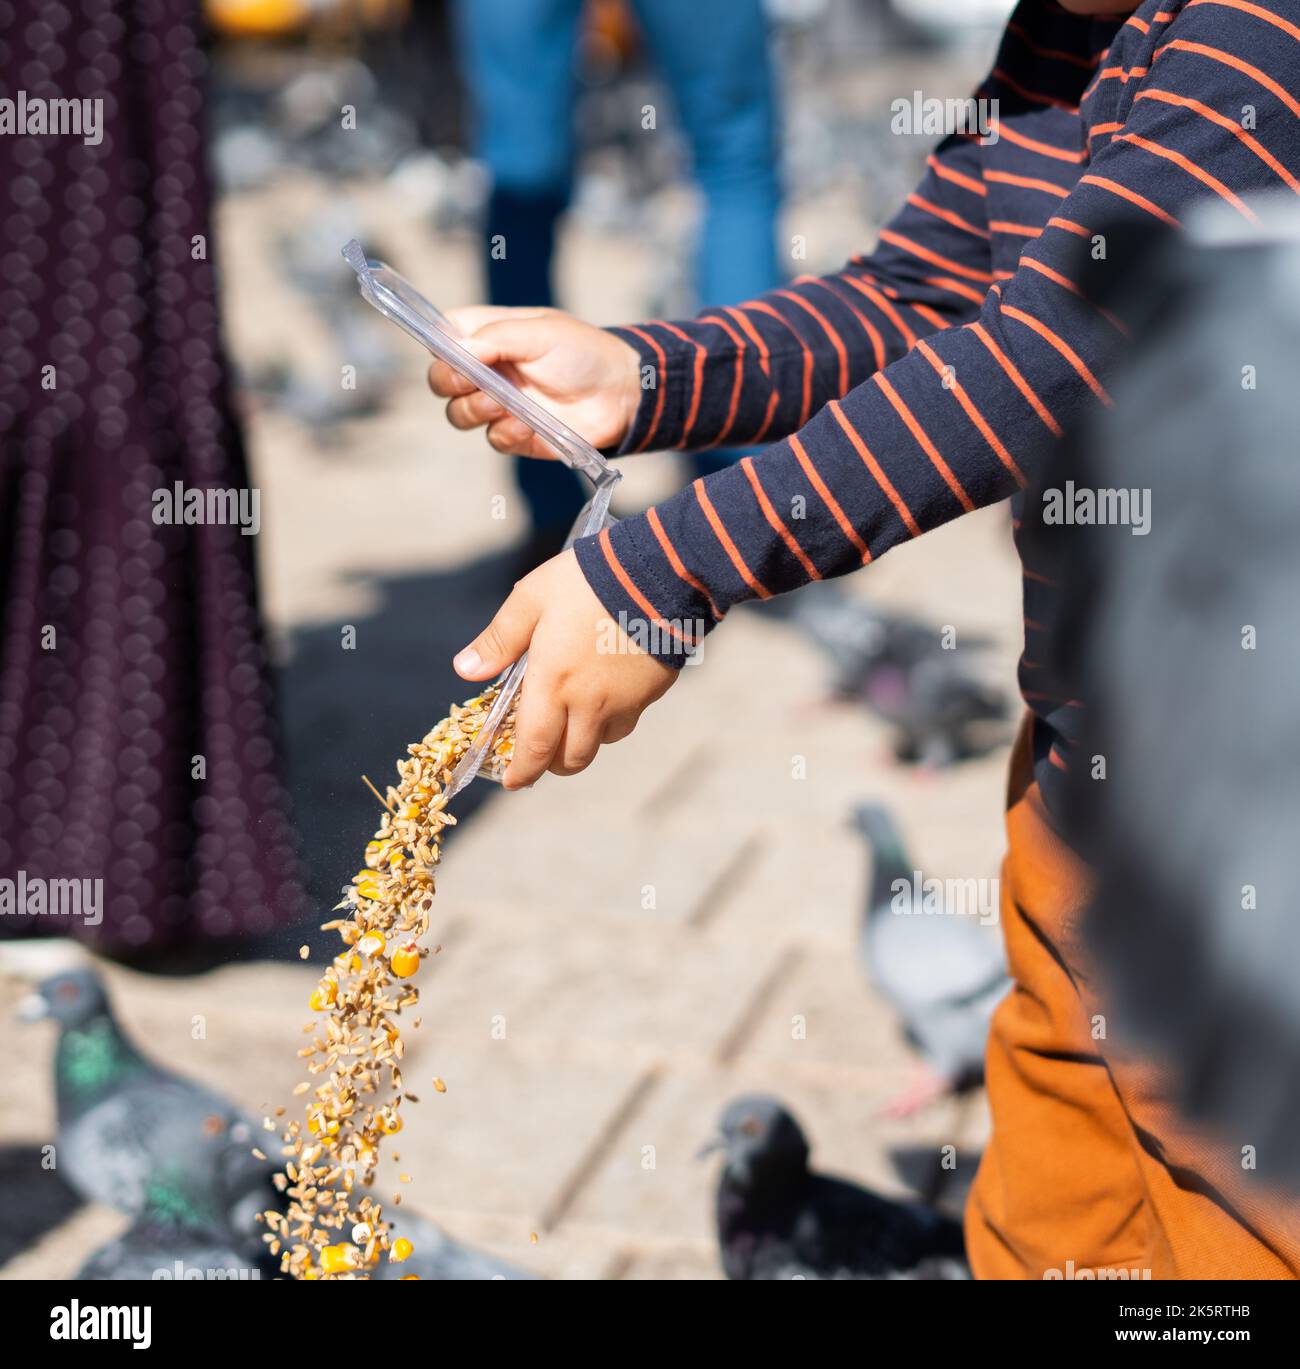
[0, 0, 305, 952]
[575, 0, 1300, 816]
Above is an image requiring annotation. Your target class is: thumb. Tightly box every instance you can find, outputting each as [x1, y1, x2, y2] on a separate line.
[464, 317, 553, 370]
[453, 584, 539, 679]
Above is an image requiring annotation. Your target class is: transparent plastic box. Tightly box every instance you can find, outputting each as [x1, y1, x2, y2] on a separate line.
[343, 240, 622, 797]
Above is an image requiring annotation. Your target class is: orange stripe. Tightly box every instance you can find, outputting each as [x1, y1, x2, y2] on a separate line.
[992, 120, 1087, 163]
[597, 527, 691, 644]
[878, 228, 996, 283]
[1082, 63, 1149, 103]
[745, 301, 814, 427]
[924, 274, 986, 305]
[874, 374, 975, 511]
[1186, 0, 1300, 43]
[777, 288, 850, 395]
[723, 304, 771, 374]
[692, 480, 771, 598]
[1079, 174, 1180, 227]
[827, 400, 920, 538]
[927, 153, 987, 197]
[971, 320, 1062, 437]
[698, 312, 748, 447]
[1154, 39, 1300, 121]
[811, 279, 886, 369]
[909, 302, 950, 331]
[990, 220, 1043, 237]
[1047, 215, 1091, 238]
[1001, 303, 1111, 404]
[1018, 255, 1129, 335]
[789, 431, 873, 561]
[739, 457, 820, 581]
[1088, 121, 1123, 139]
[659, 322, 708, 446]
[1135, 89, 1300, 192]
[1116, 131, 1259, 219]
[839, 274, 918, 349]
[983, 169, 1071, 198]
[646, 506, 722, 620]
[907, 192, 990, 239]
[755, 389, 781, 444]
[621, 325, 668, 452]
[914, 338, 1027, 486]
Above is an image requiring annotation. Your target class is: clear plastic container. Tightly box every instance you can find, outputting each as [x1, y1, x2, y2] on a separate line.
[342, 240, 622, 797]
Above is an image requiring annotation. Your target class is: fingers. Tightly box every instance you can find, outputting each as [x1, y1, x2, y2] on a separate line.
[549, 713, 604, 777]
[503, 686, 566, 790]
[454, 583, 539, 681]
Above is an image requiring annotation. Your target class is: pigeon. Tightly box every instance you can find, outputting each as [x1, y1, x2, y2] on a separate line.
[11, 949, 534, 1279]
[16, 965, 278, 1258]
[853, 802, 1009, 1115]
[75, 1127, 278, 1282]
[705, 1096, 968, 1280]
[1025, 198, 1300, 1188]
[786, 583, 1008, 765]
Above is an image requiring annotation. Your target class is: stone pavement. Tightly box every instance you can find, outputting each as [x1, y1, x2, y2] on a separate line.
[0, 96, 1022, 1277]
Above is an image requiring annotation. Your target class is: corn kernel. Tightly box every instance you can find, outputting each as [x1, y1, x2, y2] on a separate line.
[390, 943, 420, 978]
[390, 1237, 414, 1262]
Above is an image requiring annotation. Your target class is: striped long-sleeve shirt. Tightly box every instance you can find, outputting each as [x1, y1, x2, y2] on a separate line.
[572, 0, 1300, 810]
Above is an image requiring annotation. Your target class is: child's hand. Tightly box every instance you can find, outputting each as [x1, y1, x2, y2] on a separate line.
[454, 549, 678, 787]
[428, 307, 642, 459]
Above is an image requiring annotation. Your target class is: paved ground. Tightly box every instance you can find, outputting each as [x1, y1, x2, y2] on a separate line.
[0, 38, 1028, 1280]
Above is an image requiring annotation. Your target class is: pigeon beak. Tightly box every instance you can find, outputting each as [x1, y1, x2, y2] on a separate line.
[695, 1136, 725, 1161]
[16, 993, 49, 1022]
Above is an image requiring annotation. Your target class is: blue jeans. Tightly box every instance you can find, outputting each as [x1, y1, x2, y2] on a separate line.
[452, 0, 782, 525]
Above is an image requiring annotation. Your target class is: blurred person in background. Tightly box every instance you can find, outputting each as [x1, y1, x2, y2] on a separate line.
[451, 0, 782, 561]
[433, 0, 1300, 1278]
[0, 0, 305, 960]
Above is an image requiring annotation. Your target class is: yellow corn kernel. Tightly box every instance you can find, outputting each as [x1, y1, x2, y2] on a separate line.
[319, 1243, 358, 1275]
[390, 1237, 414, 1263]
[357, 931, 386, 958]
[390, 943, 420, 978]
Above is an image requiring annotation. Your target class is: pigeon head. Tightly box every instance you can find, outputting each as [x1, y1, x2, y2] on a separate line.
[19, 969, 110, 1028]
[705, 1095, 811, 1192]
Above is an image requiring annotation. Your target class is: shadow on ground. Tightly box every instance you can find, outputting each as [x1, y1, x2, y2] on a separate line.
[251, 545, 521, 962]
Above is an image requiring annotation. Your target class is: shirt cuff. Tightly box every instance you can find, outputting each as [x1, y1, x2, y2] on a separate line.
[605, 323, 704, 454]
[573, 514, 718, 668]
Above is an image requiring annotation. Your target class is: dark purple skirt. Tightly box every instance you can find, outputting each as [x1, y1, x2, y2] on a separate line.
[0, 0, 306, 952]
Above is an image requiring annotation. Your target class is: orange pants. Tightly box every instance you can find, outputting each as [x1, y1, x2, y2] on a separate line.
[966, 719, 1300, 1279]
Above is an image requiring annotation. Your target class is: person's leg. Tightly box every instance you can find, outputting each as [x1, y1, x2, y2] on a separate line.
[968, 717, 1300, 1278]
[628, 0, 781, 476]
[451, 0, 588, 535]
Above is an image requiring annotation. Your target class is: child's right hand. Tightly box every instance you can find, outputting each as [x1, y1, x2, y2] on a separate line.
[427, 306, 642, 459]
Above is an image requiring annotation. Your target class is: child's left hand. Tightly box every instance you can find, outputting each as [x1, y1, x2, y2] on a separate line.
[453, 550, 679, 788]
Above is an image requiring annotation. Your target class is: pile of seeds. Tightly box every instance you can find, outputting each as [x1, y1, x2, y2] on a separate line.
[260, 685, 515, 1279]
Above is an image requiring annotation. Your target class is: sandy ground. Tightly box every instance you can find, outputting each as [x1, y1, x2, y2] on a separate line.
[0, 37, 1027, 1280]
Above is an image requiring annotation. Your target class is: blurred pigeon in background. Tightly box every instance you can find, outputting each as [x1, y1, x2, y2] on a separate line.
[370, 1207, 534, 1281]
[705, 1095, 967, 1280]
[787, 583, 1008, 765]
[853, 803, 1009, 1116]
[14, 960, 277, 1257]
[1030, 198, 1300, 1189]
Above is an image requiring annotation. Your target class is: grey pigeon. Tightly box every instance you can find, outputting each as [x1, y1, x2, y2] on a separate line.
[787, 583, 1007, 765]
[853, 803, 1009, 1112]
[75, 1116, 278, 1281]
[705, 1096, 968, 1280]
[19, 967, 277, 1256]
[1027, 198, 1300, 1187]
[19, 961, 534, 1280]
